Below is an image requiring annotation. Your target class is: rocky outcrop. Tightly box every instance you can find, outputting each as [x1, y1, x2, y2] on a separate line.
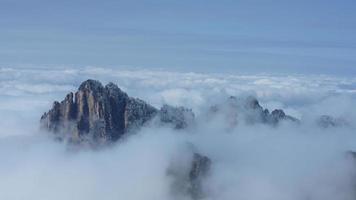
[268, 109, 299, 125]
[208, 96, 299, 127]
[159, 105, 195, 129]
[41, 80, 158, 145]
[188, 153, 211, 199]
[41, 80, 213, 199]
[124, 97, 158, 132]
[41, 79, 198, 145]
[167, 151, 211, 200]
[316, 115, 348, 128]
[41, 80, 301, 145]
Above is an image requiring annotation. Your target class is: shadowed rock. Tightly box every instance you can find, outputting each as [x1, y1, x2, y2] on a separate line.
[41, 80, 300, 145]
[208, 96, 299, 127]
[167, 152, 211, 200]
[124, 97, 158, 132]
[41, 80, 158, 145]
[159, 104, 195, 129]
[268, 109, 299, 125]
[41, 79, 195, 145]
[316, 115, 348, 128]
[188, 153, 211, 199]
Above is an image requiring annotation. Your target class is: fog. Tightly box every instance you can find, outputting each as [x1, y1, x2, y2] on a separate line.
[1, 67, 356, 200]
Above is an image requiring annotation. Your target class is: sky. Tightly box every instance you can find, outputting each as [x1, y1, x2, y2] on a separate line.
[1, 0, 356, 75]
[2, 1, 356, 198]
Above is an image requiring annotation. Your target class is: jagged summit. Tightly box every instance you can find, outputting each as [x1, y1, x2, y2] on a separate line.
[316, 115, 349, 128]
[78, 79, 104, 91]
[41, 80, 155, 145]
[40, 80, 193, 145]
[41, 80, 301, 146]
[40, 80, 211, 199]
[208, 95, 299, 127]
[159, 104, 195, 129]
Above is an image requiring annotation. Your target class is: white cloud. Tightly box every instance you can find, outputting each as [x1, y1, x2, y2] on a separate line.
[1, 66, 356, 200]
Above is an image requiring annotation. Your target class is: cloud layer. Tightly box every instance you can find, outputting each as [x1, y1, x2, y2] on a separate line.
[1, 66, 356, 200]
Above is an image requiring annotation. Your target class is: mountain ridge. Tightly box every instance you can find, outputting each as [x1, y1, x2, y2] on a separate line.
[41, 79, 299, 146]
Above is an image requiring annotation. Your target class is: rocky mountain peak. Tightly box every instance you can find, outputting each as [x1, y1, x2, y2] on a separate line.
[41, 80, 155, 145]
[316, 115, 349, 128]
[105, 82, 127, 97]
[78, 79, 104, 92]
[271, 109, 286, 118]
[244, 96, 262, 110]
[208, 95, 299, 127]
[41, 80, 196, 146]
[159, 104, 195, 129]
[41, 80, 302, 146]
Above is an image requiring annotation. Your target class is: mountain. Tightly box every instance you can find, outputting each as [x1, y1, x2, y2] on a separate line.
[316, 115, 349, 128]
[167, 152, 211, 200]
[207, 96, 299, 127]
[40, 79, 194, 146]
[40, 80, 210, 199]
[40, 79, 300, 146]
[40, 79, 349, 199]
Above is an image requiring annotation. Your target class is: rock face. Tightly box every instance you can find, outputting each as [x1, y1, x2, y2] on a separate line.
[41, 80, 158, 145]
[41, 80, 300, 145]
[167, 152, 211, 200]
[208, 96, 299, 127]
[41, 80, 212, 199]
[316, 115, 348, 128]
[159, 105, 195, 129]
[188, 153, 211, 199]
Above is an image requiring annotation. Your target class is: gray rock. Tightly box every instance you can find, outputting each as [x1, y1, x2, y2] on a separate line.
[41, 79, 158, 145]
[41, 79, 196, 145]
[316, 115, 348, 128]
[41, 80, 299, 146]
[208, 96, 299, 127]
[266, 109, 299, 125]
[124, 97, 158, 132]
[188, 153, 211, 199]
[159, 104, 195, 129]
[167, 151, 211, 200]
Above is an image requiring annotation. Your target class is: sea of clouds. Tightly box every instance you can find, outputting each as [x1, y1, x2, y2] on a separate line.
[1, 66, 356, 200]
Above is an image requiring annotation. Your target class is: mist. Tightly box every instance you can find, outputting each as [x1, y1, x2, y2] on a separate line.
[1, 67, 356, 200]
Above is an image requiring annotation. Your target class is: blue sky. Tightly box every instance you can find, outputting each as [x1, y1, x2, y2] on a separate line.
[1, 0, 356, 75]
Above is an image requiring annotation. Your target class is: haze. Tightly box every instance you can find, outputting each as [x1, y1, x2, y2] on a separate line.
[1, 0, 356, 75]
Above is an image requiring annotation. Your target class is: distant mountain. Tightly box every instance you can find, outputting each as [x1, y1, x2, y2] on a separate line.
[40, 79, 194, 146]
[167, 152, 211, 200]
[39, 79, 351, 200]
[316, 115, 349, 128]
[207, 96, 299, 127]
[40, 80, 209, 199]
[40, 79, 300, 146]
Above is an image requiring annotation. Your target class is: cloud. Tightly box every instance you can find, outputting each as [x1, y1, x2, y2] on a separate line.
[1, 66, 356, 200]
